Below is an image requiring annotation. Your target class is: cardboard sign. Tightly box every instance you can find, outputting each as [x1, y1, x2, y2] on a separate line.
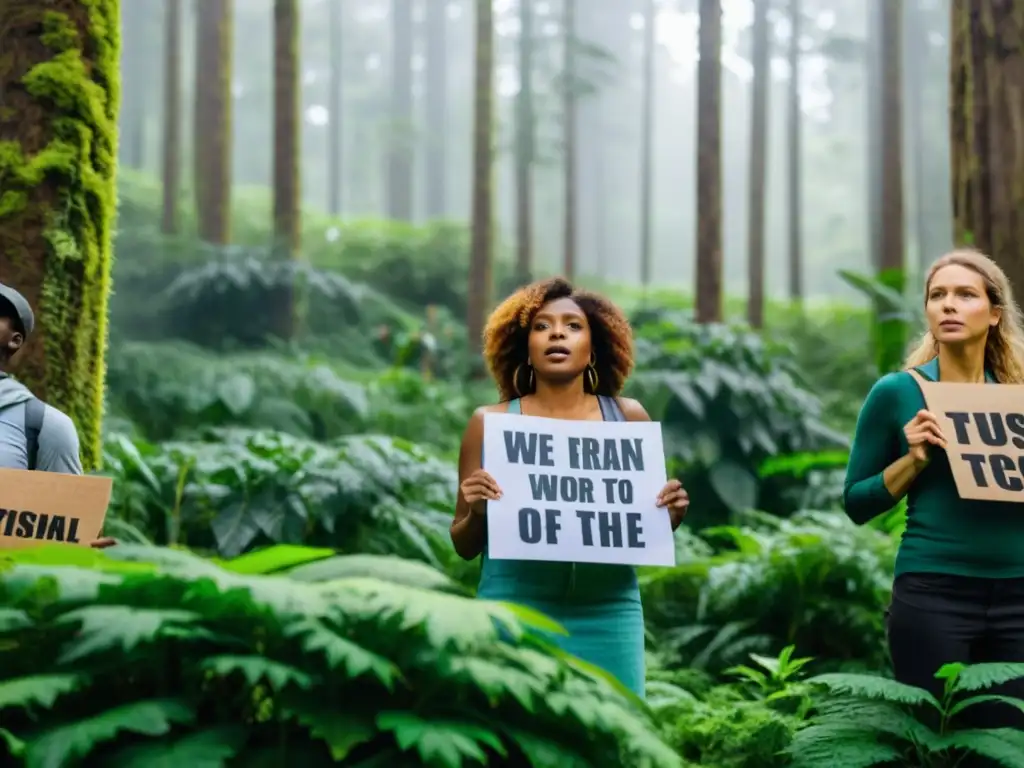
[0, 469, 112, 549]
[482, 412, 676, 567]
[912, 373, 1024, 502]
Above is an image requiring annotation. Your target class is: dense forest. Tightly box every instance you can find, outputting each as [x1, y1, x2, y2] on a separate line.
[2, 0, 1024, 766]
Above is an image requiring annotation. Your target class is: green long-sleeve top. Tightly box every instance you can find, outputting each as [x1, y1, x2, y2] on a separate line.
[844, 356, 1024, 578]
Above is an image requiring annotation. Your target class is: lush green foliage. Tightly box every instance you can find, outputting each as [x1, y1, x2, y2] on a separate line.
[0, 545, 681, 767]
[6, 177, 962, 766]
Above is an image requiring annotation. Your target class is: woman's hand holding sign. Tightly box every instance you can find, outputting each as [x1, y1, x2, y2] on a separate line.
[904, 409, 947, 468]
[657, 479, 689, 530]
[461, 468, 503, 516]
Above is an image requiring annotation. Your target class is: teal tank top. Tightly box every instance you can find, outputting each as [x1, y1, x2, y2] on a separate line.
[475, 395, 641, 604]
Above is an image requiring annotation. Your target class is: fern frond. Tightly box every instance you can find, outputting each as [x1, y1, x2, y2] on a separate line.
[933, 728, 1024, 768]
[806, 673, 941, 709]
[952, 663, 1024, 693]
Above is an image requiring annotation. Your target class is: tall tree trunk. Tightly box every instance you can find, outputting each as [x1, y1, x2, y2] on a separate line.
[746, 0, 769, 329]
[562, 0, 577, 280]
[193, 0, 233, 244]
[515, 0, 535, 286]
[273, 0, 300, 257]
[424, 0, 448, 218]
[786, 0, 803, 303]
[327, 0, 343, 216]
[272, 0, 300, 339]
[387, 0, 413, 221]
[950, 0, 1024, 298]
[639, 0, 655, 290]
[467, 0, 494, 360]
[904, 0, 929, 272]
[877, 0, 905, 373]
[694, 0, 723, 324]
[0, 0, 120, 471]
[162, 0, 182, 234]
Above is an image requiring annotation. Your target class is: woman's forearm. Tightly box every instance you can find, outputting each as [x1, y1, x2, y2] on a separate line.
[882, 452, 925, 502]
[450, 507, 487, 560]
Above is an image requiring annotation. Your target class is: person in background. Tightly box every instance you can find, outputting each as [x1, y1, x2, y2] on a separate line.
[449, 277, 690, 697]
[0, 283, 115, 548]
[844, 250, 1024, 749]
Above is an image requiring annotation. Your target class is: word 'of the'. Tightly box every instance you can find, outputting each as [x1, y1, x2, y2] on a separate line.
[517, 507, 645, 549]
[0, 509, 82, 542]
[503, 430, 645, 471]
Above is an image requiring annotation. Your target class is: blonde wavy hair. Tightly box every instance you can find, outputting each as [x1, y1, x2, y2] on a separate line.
[903, 249, 1024, 383]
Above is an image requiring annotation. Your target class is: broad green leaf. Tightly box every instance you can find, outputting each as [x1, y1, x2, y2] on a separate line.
[949, 693, 1024, 719]
[952, 662, 1024, 693]
[216, 545, 335, 575]
[56, 606, 200, 663]
[936, 728, 1024, 767]
[286, 705, 375, 759]
[503, 727, 593, 768]
[0, 727, 25, 757]
[806, 673, 942, 709]
[377, 711, 506, 767]
[104, 726, 246, 767]
[287, 554, 458, 592]
[0, 607, 31, 632]
[494, 602, 568, 637]
[25, 699, 194, 768]
[0, 675, 80, 711]
[788, 726, 905, 768]
[284, 618, 399, 688]
[201, 655, 315, 691]
[707, 460, 758, 515]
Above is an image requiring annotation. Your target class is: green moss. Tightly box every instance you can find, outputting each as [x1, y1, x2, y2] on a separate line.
[0, 1, 120, 471]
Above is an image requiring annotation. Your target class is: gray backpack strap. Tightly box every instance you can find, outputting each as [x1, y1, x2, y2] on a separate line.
[24, 398, 44, 470]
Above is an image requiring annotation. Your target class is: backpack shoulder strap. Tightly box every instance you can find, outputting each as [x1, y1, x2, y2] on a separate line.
[24, 398, 44, 470]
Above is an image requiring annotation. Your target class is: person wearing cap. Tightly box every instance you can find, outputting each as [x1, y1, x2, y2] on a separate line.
[0, 283, 114, 548]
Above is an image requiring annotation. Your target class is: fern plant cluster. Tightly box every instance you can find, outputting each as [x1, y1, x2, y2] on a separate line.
[641, 510, 897, 676]
[0, 544, 681, 768]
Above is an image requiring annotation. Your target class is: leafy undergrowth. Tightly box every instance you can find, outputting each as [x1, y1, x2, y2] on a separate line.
[0, 545, 682, 768]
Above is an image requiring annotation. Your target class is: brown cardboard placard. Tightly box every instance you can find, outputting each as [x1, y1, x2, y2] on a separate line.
[0, 469, 113, 549]
[911, 371, 1024, 502]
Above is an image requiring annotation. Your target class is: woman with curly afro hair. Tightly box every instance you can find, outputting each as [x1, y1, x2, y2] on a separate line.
[450, 277, 690, 697]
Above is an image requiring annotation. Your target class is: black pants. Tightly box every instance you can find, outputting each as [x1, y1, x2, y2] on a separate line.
[888, 572, 1024, 765]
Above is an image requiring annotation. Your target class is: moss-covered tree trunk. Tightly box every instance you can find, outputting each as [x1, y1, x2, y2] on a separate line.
[0, 2, 119, 471]
[193, 0, 232, 244]
[950, 1, 1024, 296]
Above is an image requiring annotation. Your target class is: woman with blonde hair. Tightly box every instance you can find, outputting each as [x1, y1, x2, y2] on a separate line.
[845, 249, 1024, 746]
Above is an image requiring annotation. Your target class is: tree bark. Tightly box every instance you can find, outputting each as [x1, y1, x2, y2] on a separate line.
[695, 0, 723, 324]
[880, 0, 904, 275]
[161, 0, 182, 234]
[273, 0, 300, 257]
[193, 0, 232, 244]
[514, 0, 535, 286]
[950, 0, 1024, 298]
[467, 0, 494, 360]
[746, 0, 769, 329]
[0, 0, 120, 471]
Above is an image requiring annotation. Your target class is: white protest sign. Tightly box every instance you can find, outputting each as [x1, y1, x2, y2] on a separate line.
[482, 412, 676, 567]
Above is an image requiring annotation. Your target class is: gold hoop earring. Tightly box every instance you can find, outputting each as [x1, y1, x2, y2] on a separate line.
[586, 361, 599, 393]
[513, 362, 534, 396]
